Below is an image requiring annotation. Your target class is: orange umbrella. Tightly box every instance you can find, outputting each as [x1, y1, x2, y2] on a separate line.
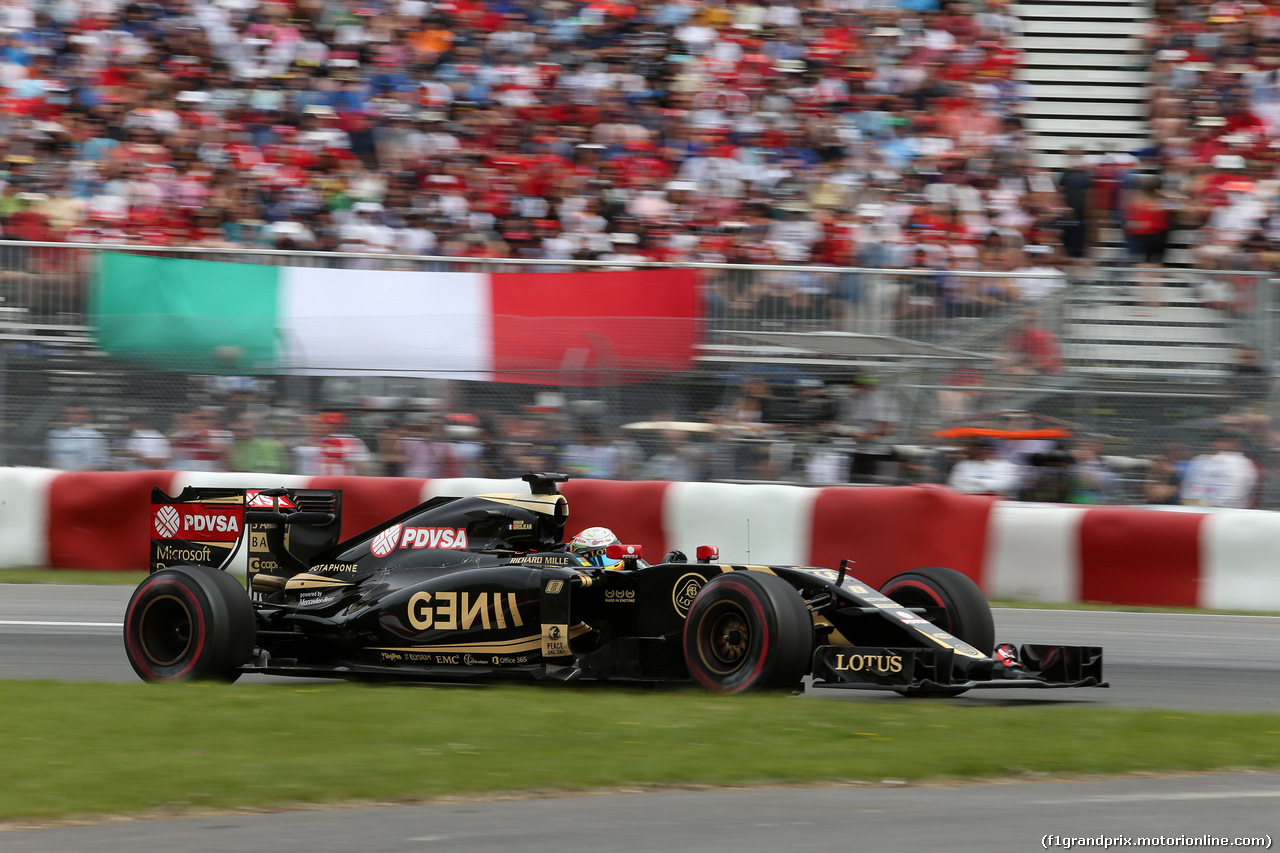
[934, 427, 1072, 440]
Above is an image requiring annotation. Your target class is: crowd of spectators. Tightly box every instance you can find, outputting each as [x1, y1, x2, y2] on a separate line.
[0, 0, 1088, 328]
[1140, 0, 1280, 290]
[40, 356, 1274, 507]
[47, 374, 905, 480]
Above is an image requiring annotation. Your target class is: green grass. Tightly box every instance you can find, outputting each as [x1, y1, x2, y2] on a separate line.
[2, 682, 1279, 824]
[0, 569, 148, 585]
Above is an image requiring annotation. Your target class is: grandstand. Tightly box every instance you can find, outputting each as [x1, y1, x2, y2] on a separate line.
[0, 0, 1270, 495]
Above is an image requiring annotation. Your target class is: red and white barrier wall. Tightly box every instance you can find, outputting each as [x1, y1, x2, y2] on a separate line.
[4, 469, 1279, 611]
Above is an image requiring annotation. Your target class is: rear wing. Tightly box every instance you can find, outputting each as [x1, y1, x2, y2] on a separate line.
[150, 487, 343, 580]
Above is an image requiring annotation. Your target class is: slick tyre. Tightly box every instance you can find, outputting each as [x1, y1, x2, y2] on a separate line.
[124, 565, 255, 683]
[880, 566, 994, 654]
[683, 572, 812, 694]
[880, 566, 995, 698]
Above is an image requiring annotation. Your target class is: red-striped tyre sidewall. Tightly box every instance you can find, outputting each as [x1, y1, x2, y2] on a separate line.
[124, 573, 211, 681]
[882, 578, 949, 628]
[880, 567, 995, 656]
[682, 572, 812, 694]
[123, 565, 255, 682]
[688, 579, 769, 693]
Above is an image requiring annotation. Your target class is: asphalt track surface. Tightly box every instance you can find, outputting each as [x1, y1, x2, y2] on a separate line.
[2, 584, 1278, 851]
[3, 584, 1279, 712]
[5, 774, 1278, 853]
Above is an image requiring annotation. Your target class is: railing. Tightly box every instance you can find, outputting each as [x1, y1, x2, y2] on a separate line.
[0, 240, 1275, 505]
[5, 239, 1249, 356]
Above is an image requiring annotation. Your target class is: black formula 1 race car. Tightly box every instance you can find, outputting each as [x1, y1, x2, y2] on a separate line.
[126, 473, 1107, 696]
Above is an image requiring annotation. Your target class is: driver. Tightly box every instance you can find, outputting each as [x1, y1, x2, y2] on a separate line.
[570, 526, 625, 568]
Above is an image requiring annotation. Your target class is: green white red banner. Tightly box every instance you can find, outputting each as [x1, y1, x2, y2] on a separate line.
[91, 253, 701, 384]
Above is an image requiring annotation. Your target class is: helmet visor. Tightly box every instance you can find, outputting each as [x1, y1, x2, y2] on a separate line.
[577, 547, 622, 568]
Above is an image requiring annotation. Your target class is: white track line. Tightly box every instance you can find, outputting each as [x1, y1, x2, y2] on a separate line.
[995, 608, 1280, 620]
[1034, 790, 1280, 804]
[0, 620, 122, 628]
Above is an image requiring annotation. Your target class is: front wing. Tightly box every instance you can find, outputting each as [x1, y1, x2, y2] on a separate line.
[811, 644, 1107, 692]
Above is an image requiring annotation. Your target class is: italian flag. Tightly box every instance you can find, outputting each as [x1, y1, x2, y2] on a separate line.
[91, 254, 700, 385]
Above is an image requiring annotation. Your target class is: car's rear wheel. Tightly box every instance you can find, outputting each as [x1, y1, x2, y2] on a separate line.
[124, 565, 255, 683]
[880, 566, 994, 698]
[682, 571, 812, 693]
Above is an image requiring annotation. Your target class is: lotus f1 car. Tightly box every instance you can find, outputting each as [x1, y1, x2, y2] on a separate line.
[126, 474, 1107, 696]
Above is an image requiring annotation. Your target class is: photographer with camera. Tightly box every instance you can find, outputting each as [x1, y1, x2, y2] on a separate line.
[837, 374, 900, 444]
[1181, 430, 1259, 509]
[1068, 436, 1115, 504]
[836, 374, 901, 483]
[1017, 437, 1114, 504]
[1019, 444, 1075, 502]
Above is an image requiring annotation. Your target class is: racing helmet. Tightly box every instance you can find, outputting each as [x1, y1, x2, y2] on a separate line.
[570, 526, 622, 568]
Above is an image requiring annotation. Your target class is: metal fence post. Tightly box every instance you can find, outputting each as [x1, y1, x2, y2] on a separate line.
[1263, 276, 1278, 376]
[0, 342, 7, 468]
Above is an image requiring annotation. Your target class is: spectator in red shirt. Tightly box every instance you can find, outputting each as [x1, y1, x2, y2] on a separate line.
[168, 409, 232, 473]
[1123, 177, 1172, 310]
[313, 413, 372, 477]
[1004, 321, 1064, 375]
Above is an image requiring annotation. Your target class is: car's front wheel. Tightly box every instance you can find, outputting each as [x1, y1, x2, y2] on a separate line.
[682, 571, 812, 693]
[880, 566, 994, 697]
[124, 565, 255, 682]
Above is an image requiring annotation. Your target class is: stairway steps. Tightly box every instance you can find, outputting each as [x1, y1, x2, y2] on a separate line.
[1023, 116, 1149, 135]
[1032, 87, 1148, 103]
[1021, 101, 1148, 118]
[1023, 68, 1149, 85]
[1013, 3, 1151, 18]
[1020, 19, 1149, 35]
[1013, 36, 1142, 51]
